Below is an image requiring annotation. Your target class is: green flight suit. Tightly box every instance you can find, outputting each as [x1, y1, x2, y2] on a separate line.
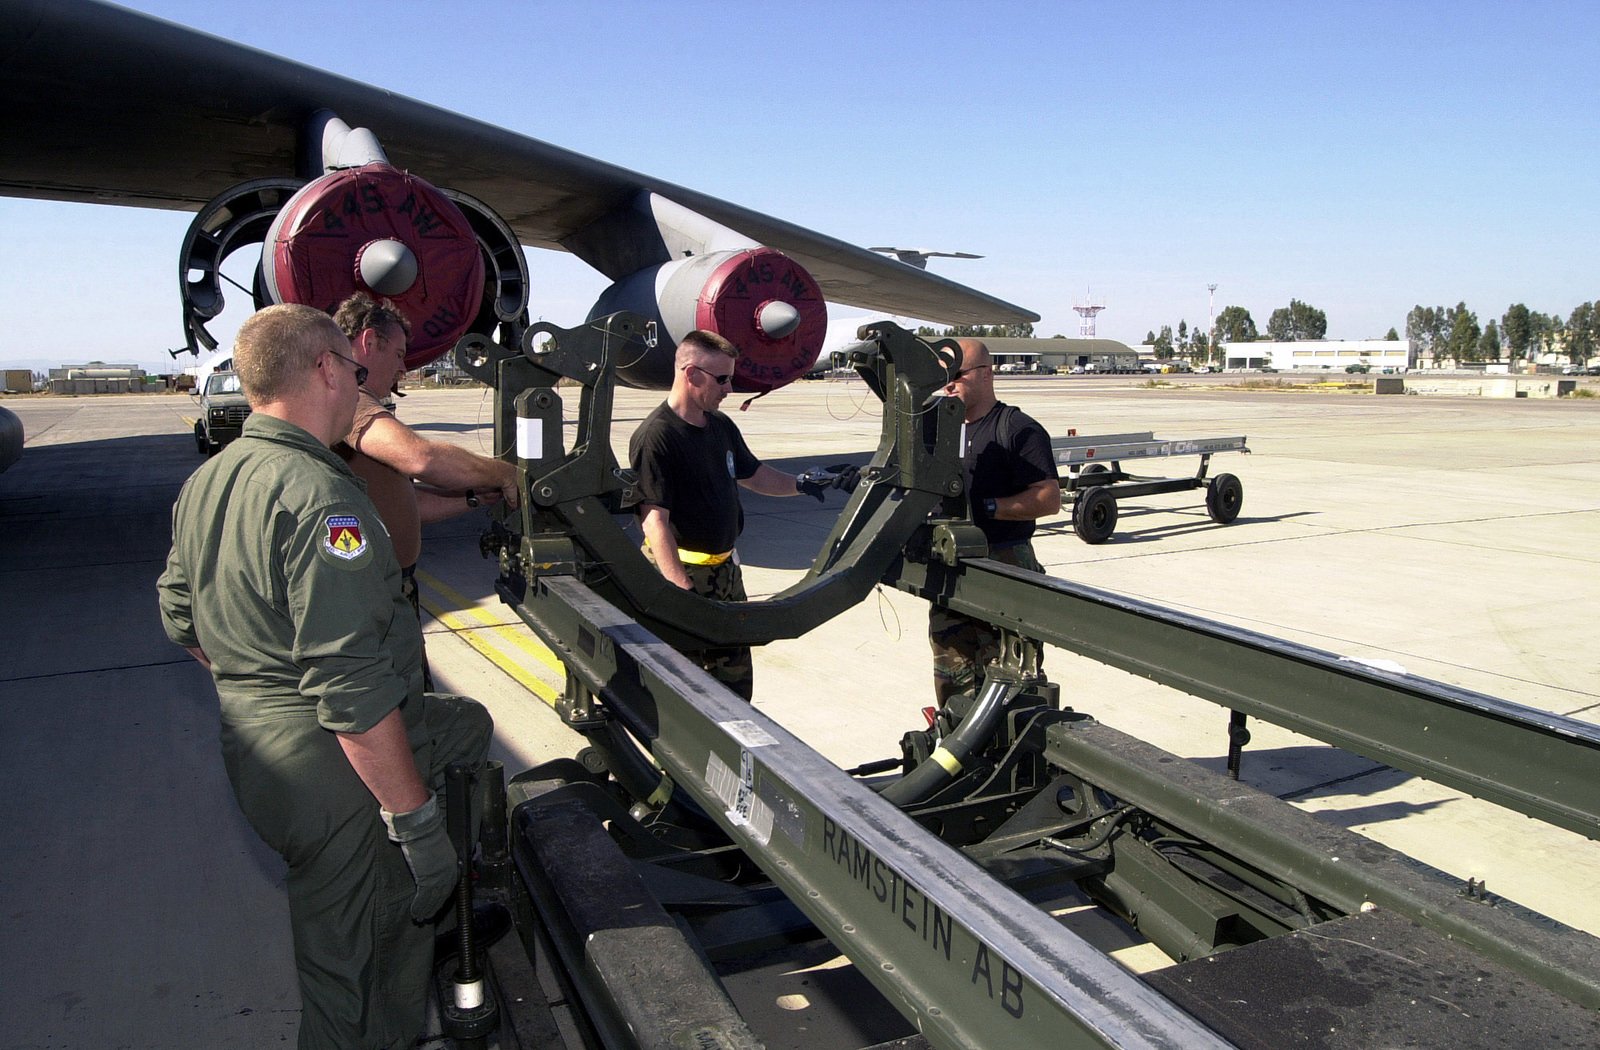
[157, 413, 491, 1050]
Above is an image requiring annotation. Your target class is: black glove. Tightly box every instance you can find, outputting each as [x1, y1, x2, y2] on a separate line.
[381, 794, 461, 922]
[797, 476, 828, 502]
[824, 463, 861, 492]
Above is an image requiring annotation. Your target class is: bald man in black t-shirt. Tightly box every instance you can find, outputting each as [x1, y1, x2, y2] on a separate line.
[930, 338, 1061, 705]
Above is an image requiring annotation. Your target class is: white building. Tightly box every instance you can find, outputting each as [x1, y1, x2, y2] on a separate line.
[1222, 339, 1413, 373]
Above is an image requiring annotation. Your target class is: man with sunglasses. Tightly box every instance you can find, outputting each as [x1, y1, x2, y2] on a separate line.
[332, 294, 521, 684]
[158, 304, 493, 1049]
[628, 330, 854, 700]
[930, 338, 1061, 706]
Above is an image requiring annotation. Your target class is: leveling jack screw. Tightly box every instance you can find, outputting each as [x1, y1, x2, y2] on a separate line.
[440, 762, 498, 1046]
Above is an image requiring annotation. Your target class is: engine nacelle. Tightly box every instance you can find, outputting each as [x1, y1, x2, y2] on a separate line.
[588, 247, 826, 393]
[179, 114, 531, 366]
[262, 162, 485, 368]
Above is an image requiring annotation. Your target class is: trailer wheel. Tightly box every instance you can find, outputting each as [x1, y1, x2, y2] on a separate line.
[1073, 486, 1118, 544]
[1206, 473, 1243, 524]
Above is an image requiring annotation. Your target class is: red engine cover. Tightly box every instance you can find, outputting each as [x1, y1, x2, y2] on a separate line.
[264, 163, 484, 367]
[694, 248, 826, 393]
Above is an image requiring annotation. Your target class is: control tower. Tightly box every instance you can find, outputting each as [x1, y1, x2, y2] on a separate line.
[1072, 294, 1106, 338]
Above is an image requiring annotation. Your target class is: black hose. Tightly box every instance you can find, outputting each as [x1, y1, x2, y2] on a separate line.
[593, 720, 717, 830]
[881, 677, 1019, 806]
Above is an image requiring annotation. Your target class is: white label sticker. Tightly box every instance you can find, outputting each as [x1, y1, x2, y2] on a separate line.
[516, 417, 542, 460]
[705, 750, 773, 847]
[721, 719, 778, 749]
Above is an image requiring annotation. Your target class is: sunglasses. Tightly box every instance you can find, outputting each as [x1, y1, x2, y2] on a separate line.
[685, 363, 734, 386]
[327, 349, 370, 387]
[948, 364, 991, 382]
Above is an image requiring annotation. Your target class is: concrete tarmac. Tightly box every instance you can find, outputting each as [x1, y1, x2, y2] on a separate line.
[2, 375, 1597, 1047]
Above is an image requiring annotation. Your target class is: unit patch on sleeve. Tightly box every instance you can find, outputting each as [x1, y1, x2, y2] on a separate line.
[322, 514, 369, 561]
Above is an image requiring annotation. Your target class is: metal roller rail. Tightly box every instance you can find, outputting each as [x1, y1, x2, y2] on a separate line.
[511, 574, 1234, 1050]
[890, 554, 1600, 841]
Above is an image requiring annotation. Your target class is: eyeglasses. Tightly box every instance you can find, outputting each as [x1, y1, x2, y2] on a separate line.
[685, 363, 734, 386]
[948, 364, 992, 382]
[326, 348, 370, 386]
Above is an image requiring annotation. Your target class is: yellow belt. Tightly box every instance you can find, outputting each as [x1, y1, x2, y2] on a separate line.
[645, 541, 733, 567]
[677, 547, 733, 566]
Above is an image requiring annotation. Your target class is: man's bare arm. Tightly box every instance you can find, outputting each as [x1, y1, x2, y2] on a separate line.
[994, 478, 1062, 521]
[739, 463, 804, 497]
[355, 414, 520, 508]
[336, 707, 429, 814]
[640, 504, 693, 589]
[413, 484, 502, 524]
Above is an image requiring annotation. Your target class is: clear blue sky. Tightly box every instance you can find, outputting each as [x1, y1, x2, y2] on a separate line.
[4, 0, 1597, 369]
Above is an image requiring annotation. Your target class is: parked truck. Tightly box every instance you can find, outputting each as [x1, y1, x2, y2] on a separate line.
[193, 371, 250, 454]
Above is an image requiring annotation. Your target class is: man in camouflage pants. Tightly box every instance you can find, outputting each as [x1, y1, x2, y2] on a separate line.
[642, 546, 755, 699]
[930, 339, 1061, 705]
[629, 330, 851, 701]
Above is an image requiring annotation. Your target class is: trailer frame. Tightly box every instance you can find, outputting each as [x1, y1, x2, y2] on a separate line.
[1054, 431, 1250, 543]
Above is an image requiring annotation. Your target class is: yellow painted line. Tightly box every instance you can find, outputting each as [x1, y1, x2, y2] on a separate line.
[418, 570, 566, 676]
[415, 568, 563, 705]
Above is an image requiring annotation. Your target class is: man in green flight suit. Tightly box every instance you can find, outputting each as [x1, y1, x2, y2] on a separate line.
[157, 303, 492, 1050]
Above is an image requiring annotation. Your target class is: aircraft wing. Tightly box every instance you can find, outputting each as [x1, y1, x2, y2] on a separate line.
[0, 0, 1036, 326]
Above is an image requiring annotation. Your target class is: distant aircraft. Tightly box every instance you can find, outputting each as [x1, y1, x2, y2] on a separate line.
[0, 0, 1035, 396]
[868, 247, 985, 270]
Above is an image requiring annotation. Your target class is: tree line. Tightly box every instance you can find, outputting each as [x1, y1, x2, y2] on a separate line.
[1406, 301, 1597, 366]
[916, 295, 1599, 368]
[1138, 300, 1378, 364]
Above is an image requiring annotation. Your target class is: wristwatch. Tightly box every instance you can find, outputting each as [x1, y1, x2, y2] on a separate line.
[466, 489, 479, 508]
[983, 498, 997, 516]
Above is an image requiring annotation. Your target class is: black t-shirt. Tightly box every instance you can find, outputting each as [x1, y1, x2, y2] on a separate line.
[629, 402, 761, 554]
[962, 401, 1059, 547]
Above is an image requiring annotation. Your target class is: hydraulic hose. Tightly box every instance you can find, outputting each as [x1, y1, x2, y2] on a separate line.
[593, 719, 717, 830]
[881, 677, 1020, 807]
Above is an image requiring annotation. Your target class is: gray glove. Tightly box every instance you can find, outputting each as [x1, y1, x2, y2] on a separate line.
[380, 794, 460, 922]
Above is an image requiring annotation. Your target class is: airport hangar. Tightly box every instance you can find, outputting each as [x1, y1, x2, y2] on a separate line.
[974, 336, 1142, 372]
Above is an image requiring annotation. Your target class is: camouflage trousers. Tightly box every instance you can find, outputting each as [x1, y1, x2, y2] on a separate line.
[928, 542, 1045, 707]
[644, 546, 755, 702]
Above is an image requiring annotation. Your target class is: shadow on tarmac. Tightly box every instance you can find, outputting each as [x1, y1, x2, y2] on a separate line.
[1188, 744, 1437, 832]
[1034, 507, 1321, 545]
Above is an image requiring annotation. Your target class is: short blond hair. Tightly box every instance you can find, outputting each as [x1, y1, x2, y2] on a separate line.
[675, 329, 739, 367]
[234, 304, 345, 405]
